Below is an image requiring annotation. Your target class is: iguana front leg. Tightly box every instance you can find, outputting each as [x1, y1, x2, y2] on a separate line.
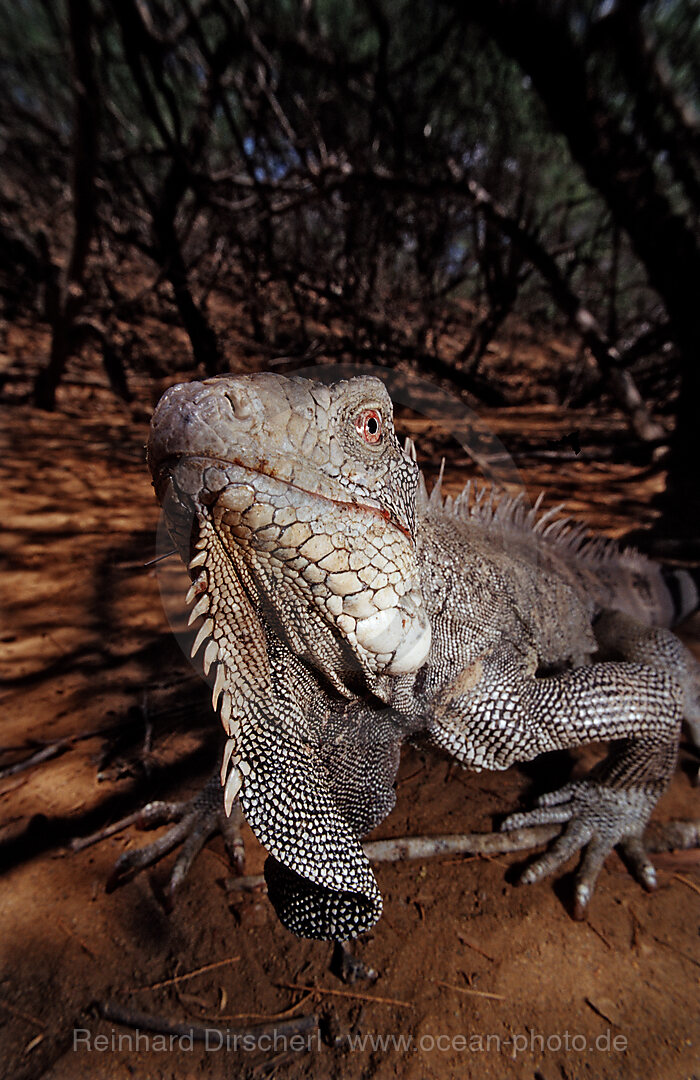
[594, 608, 700, 750]
[425, 647, 683, 916]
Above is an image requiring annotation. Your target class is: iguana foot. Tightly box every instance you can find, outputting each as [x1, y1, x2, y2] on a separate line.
[501, 780, 660, 918]
[105, 773, 244, 908]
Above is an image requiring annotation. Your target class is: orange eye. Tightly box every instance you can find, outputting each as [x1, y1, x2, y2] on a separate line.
[356, 409, 383, 444]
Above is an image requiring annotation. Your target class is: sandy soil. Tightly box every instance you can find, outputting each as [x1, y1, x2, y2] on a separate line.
[1, 363, 699, 1080]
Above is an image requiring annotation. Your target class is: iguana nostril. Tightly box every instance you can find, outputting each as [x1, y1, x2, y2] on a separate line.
[224, 387, 252, 419]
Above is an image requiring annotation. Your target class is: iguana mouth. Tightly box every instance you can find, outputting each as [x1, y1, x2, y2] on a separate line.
[155, 451, 413, 541]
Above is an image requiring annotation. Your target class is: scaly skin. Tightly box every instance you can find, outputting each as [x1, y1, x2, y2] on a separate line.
[143, 372, 700, 938]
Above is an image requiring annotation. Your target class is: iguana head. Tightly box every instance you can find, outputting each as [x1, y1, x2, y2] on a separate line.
[148, 372, 431, 686]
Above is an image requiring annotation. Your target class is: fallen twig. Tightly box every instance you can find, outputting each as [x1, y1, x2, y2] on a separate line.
[0, 998, 45, 1028]
[435, 979, 505, 1001]
[585, 920, 613, 951]
[278, 982, 413, 1009]
[176, 992, 315, 1024]
[585, 996, 618, 1025]
[0, 740, 71, 781]
[363, 825, 561, 861]
[649, 935, 700, 970]
[0, 718, 145, 784]
[396, 765, 426, 785]
[56, 917, 97, 959]
[251, 1049, 295, 1077]
[673, 872, 700, 897]
[144, 549, 177, 567]
[136, 955, 241, 991]
[458, 935, 496, 962]
[98, 1000, 317, 1043]
[645, 820, 700, 852]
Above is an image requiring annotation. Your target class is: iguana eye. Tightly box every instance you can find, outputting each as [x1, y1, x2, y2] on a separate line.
[355, 409, 383, 445]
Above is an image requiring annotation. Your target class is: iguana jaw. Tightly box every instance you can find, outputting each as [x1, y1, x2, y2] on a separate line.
[151, 451, 412, 540]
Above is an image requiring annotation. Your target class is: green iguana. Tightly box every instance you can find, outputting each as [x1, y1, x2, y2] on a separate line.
[121, 371, 699, 941]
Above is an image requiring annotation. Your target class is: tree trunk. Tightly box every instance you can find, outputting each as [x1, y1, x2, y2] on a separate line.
[464, 0, 700, 546]
[152, 166, 223, 376]
[34, 0, 99, 410]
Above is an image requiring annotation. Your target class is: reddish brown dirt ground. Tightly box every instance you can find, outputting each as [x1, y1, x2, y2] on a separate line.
[1, 355, 699, 1080]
